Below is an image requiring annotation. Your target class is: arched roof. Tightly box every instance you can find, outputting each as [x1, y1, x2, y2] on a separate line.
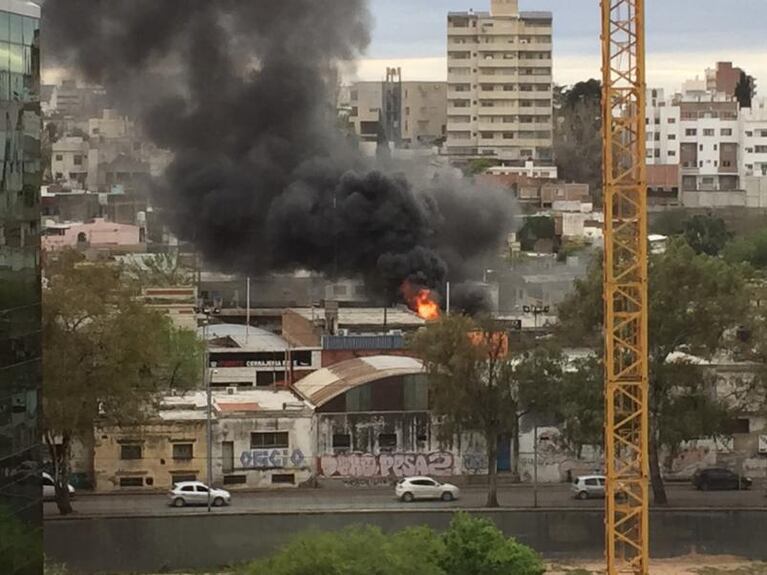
[293, 355, 424, 407]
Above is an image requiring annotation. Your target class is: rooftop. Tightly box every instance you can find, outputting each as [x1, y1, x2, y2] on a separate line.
[293, 355, 424, 407]
[160, 388, 311, 418]
[201, 324, 292, 351]
[288, 307, 425, 327]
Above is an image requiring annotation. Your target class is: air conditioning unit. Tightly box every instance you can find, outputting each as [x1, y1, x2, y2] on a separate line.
[388, 329, 403, 336]
[337, 328, 349, 336]
[226, 386, 237, 395]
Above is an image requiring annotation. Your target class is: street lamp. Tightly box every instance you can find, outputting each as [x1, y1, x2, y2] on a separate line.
[195, 305, 220, 512]
[522, 304, 550, 329]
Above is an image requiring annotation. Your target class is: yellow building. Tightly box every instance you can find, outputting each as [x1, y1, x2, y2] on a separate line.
[94, 410, 207, 491]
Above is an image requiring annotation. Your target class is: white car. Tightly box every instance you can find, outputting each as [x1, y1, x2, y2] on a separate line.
[42, 471, 75, 501]
[168, 481, 231, 507]
[395, 476, 460, 502]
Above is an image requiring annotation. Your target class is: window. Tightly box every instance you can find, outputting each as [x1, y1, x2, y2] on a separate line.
[699, 144, 704, 151]
[503, 132, 514, 139]
[721, 128, 733, 136]
[272, 473, 295, 484]
[223, 474, 247, 485]
[171, 473, 197, 484]
[378, 433, 397, 451]
[180, 485, 195, 493]
[668, 118, 676, 124]
[411, 479, 437, 486]
[120, 444, 142, 460]
[251, 432, 289, 449]
[54, 154, 63, 161]
[746, 131, 753, 137]
[668, 134, 676, 140]
[585, 478, 599, 486]
[714, 144, 718, 151]
[703, 129, 715, 136]
[172, 443, 193, 461]
[195, 484, 209, 493]
[756, 146, 767, 153]
[332, 433, 351, 450]
[668, 151, 676, 157]
[119, 477, 144, 488]
[73, 155, 83, 166]
[685, 129, 697, 136]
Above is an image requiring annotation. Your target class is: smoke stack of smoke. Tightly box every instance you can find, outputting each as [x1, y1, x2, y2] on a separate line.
[43, 0, 513, 297]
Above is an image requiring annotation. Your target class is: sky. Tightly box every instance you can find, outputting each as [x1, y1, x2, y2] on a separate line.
[352, 0, 767, 93]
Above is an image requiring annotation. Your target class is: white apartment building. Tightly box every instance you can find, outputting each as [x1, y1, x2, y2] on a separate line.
[446, 0, 553, 163]
[645, 87, 767, 208]
[741, 100, 767, 178]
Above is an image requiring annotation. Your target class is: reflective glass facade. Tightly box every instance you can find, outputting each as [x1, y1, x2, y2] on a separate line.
[0, 0, 41, 546]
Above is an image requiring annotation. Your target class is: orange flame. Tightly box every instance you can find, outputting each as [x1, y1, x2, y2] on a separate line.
[401, 281, 441, 320]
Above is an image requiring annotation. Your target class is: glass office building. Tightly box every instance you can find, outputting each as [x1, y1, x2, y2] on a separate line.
[0, 0, 42, 552]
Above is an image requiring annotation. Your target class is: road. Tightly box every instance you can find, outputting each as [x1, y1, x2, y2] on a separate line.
[44, 482, 767, 517]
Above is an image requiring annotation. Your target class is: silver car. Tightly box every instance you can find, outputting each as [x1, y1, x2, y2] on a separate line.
[168, 481, 231, 507]
[571, 475, 605, 500]
[42, 471, 75, 501]
[395, 476, 460, 502]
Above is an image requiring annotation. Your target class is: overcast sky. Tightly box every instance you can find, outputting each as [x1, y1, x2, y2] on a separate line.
[353, 0, 767, 92]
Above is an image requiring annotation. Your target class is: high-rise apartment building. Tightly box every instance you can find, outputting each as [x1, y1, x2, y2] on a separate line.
[0, 0, 42, 543]
[446, 0, 553, 163]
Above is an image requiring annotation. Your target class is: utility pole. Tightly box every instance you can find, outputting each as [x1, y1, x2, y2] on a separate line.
[533, 423, 539, 508]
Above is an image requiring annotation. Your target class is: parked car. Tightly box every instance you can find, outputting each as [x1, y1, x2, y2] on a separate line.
[692, 468, 752, 491]
[571, 475, 605, 500]
[168, 481, 231, 507]
[395, 476, 460, 502]
[42, 472, 75, 501]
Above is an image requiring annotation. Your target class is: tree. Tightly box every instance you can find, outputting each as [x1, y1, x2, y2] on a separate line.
[554, 79, 602, 195]
[735, 71, 756, 109]
[682, 213, 731, 256]
[724, 227, 767, 271]
[240, 513, 544, 575]
[440, 513, 544, 575]
[411, 316, 561, 505]
[558, 239, 749, 503]
[465, 158, 498, 176]
[518, 215, 557, 252]
[43, 250, 202, 514]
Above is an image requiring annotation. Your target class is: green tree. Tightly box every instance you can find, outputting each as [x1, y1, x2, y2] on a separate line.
[240, 525, 445, 575]
[412, 316, 561, 505]
[724, 227, 767, 271]
[43, 250, 202, 515]
[682, 214, 732, 256]
[735, 71, 756, 109]
[441, 513, 545, 575]
[554, 79, 602, 196]
[558, 239, 749, 503]
[239, 513, 544, 575]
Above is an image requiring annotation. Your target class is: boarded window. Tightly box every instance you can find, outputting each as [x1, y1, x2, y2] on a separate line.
[119, 477, 144, 487]
[272, 473, 295, 484]
[120, 444, 142, 460]
[223, 474, 247, 485]
[332, 433, 351, 450]
[251, 432, 289, 449]
[171, 473, 196, 484]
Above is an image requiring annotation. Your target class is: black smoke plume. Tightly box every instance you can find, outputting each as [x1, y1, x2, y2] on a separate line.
[43, 0, 513, 300]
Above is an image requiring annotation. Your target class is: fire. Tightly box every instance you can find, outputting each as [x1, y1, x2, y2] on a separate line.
[401, 281, 441, 320]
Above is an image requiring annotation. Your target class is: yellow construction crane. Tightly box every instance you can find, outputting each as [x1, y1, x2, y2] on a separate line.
[601, 0, 649, 574]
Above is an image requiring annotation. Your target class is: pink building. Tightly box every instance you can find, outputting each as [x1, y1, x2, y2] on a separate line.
[43, 218, 143, 251]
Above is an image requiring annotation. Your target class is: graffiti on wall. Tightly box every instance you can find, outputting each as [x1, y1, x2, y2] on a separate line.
[319, 452, 454, 478]
[240, 449, 305, 469]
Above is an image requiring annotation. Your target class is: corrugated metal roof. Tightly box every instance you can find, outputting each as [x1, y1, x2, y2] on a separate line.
[293, 355, 424, 407]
